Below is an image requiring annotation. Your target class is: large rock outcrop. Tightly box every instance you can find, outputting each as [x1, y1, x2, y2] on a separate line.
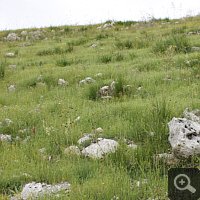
[168, 108, 200, 158]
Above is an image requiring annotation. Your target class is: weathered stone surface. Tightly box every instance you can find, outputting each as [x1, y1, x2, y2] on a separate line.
[21, 31, 28, 35]
[9, 65, 17, 69]
[91, 44, 97, 48]
[5, 53, 15, 57]
[0, 134, 12, 141]
[183, 108, 200, 123]
[82, 138, 118, 159]
[6, 33, 18, 41]
[5, 118, 13, 126]
[168, 112, 200, 158]
[8, 85, 16, 91]
[79, 77, 96, 84]
[58, 79, 69, 86]
[11, 181, 70, 200]
[191, 47, 200, 51]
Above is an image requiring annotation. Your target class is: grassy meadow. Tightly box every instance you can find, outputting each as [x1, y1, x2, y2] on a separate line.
[0, 15, 200, 199]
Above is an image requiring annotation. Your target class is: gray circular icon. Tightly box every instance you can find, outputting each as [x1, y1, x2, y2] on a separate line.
[174, 174, 196, 193]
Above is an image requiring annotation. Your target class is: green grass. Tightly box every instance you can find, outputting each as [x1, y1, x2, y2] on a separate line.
[0, 15, 200, 200]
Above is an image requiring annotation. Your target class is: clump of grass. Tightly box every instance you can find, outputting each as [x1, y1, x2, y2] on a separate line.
[0, 62, 6, 78]
[95, 33, 109, 40]
[100, 54, 112, 63]
[113, 74, 125, 97]
[56, 57, 73, 66]
[152, 34, 191, 54]
[129, 52, 136, 60]
[115, 52, 124, 61]
[85, 83, 100, 100]
[124, 40, 133, 49]
[115, 41, 124, 50]
[37, 46, 73, 56]
[68, 38, 88, 46]
[171, 25, 187, 34]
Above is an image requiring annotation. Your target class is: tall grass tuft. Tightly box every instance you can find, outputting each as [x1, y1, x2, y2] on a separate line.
[0, 62, 6, 78]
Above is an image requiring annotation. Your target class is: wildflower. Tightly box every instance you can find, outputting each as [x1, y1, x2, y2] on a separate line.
[58, 103, 61, 105]
[103, 101, 106, 103]
[4, 105, 7, 108]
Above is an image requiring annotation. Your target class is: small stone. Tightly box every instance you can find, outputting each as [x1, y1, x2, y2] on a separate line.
[5, 53, 15, 57]
[9, 65, 17, 69]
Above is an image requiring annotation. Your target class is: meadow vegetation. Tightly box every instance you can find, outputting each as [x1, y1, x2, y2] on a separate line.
[0, 15, 200, 199]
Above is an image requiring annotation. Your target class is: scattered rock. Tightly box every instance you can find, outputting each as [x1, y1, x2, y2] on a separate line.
[91, 44, 97, 48]
[82, 138, 118, 159]
[127, 143, 137, 149]
[21, 31, 28, 35]
[110, 81, 118, 91]
[94, 73, 102, 77]
[5, 118, 13, 126]
[74, 116, 81, 122]
[39, 148, 45, 153]
[183, 108, 200, 123]
[58, 79, 69, 86]
[168, 109, 200, 158]
[79, 77, 96, 84]
[9, 65, 17, 69]
[5, 53, 15, 57]
[191, 47, 200, 51]
[0, 134, 12, 141]
[96, 127, 103, 132]
[11, 181, 71, 200]
[6, 33, 18, 41]
[37, 75, 42, 81]
[8, 85, 16, 91]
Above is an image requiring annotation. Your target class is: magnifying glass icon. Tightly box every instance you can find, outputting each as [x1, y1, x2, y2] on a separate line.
[174, 174, 196, 193]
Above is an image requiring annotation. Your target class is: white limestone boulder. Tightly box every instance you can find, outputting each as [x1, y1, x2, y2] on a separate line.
[82, 138, 118, 159]
[7, 33, 18, 41]
[14, 181, 71, 200]
[168, 116, 200, 158]
[5, 53, 15, 57]
[58, 79, 69, 86]
[9, 65, 17, 69]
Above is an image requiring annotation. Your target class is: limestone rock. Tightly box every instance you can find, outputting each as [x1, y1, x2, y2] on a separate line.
[7, 33, 18, 41]
[5, 53, 15, 57]
[191, 47, 200, 51]
[183, 108, 200, 123]
[21, 31, 28, 35]
[5, 118, 13, 126]
[168, 116, 200, 158]
[9, 65, 17, 69]
[82, 138, 118, 159]
[13, 181, 71, 200]
[58, 79, 69, 86]
[8, 85, 16, 91]
[0, 134, 12, 141]
[79, 77, 96, 84]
